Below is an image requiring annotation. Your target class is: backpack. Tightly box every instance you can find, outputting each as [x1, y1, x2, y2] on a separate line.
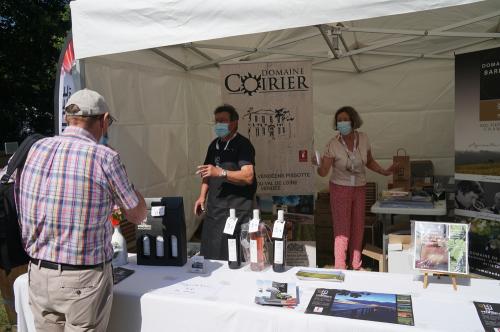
[0, 134, 44, 274]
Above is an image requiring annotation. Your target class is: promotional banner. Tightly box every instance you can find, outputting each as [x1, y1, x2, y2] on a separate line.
[220, 61, 314, 194]
[54, 34, 82, 135]
[455, 47, 500, 279]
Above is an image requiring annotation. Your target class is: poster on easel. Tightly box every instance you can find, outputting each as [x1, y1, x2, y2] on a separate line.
[413, 221, 469, 275]
[455, 47, 500, 279]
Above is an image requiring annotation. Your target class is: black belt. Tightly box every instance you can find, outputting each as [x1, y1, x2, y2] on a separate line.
[30, 258, 111, 271]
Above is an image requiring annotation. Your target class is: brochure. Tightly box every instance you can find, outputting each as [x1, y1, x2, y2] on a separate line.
[112, 267, 135, 285]
[296, 269, 345, 282]
[255, 280, 298, 307]
[473, 301, 500, 332]
[306, 288, 414, 326]
[413, 221, 469, 274]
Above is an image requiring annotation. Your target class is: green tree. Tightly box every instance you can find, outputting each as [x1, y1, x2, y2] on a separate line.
[0, 0, 70, 145]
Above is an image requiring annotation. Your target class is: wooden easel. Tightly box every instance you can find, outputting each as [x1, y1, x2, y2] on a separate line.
[423, 272, 458, 291]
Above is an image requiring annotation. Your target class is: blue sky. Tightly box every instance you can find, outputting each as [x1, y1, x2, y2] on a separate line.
[335, 292, 395, 304]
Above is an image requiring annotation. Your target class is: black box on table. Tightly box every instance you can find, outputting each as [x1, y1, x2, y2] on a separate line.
[136, 197, 187, 266]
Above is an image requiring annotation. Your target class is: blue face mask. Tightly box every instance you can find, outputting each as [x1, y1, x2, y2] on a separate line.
[215, 123, 230, 138]
[99, 135, 109, 145]
[337, 121, 352, 135]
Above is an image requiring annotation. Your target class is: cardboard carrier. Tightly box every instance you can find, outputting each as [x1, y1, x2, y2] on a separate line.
[136, 197, 187, 266]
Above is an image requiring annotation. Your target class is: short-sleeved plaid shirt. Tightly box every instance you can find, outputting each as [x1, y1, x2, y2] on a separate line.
[17, 126, 139, 265]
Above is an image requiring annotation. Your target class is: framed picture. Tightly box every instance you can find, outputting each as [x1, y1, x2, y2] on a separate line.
[413, 221, 469, 275]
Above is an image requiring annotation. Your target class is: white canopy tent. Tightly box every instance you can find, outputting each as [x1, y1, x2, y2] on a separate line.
[70, 0, 500, 238]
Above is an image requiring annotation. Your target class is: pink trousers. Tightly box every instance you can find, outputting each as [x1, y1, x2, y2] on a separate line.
[329, 182, 366, 270]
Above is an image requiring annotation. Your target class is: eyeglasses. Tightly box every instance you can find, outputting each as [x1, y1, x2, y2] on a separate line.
[88, 114, 116, 127]
[108, 115, 116, 127]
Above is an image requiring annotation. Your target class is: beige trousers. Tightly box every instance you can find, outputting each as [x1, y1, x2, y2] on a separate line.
[28, 261, 113, 332]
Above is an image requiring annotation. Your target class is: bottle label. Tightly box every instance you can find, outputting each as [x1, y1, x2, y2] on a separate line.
[272, 220, 285, 239]
[151, 206, 165, 217]
[190, 255, 205, 273]
[223, 217, 238, 235]
[111, 240, 122, 259]
[249, 218, 259, 233]
[228, 239, 237, 262]
[250, 239, 257, 263]
[274, 240, 284, 264]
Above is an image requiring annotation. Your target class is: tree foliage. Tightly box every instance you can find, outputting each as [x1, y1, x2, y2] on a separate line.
[0, 0, 70, 144]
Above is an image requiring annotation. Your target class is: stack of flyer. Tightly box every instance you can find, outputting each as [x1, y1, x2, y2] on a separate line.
[379, 189, 433, 209]
[296, 269, 345, 282]
[254, 280, 298, 307]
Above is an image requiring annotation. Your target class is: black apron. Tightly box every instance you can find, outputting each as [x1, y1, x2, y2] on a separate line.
[200, 139, 255, 260]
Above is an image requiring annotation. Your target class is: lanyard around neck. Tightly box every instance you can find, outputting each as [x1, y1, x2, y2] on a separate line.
[216, 132, 237, 151]
[339, 132, 357, 155]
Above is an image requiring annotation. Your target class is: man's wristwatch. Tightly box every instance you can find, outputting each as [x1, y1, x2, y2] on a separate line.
[220, 169, 227, 178]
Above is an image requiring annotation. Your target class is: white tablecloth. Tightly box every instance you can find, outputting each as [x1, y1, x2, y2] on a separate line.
[15, 255, 499, 332]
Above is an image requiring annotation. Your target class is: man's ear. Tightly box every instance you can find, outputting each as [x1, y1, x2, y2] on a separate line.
[101, 113, 108, 129]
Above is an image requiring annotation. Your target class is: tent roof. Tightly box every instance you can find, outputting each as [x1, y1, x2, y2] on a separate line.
[70, 0, 489, 61]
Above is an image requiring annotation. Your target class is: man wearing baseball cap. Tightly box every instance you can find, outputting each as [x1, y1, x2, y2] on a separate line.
[17, 88, 147, 331]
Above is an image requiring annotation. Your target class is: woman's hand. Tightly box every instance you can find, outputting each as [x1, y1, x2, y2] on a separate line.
[316, 155, 333, 177]
[311, 153, 320, 166]
[379, 162, 399, 176]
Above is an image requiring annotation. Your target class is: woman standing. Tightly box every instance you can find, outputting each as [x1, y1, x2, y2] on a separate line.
[316, 106, 395, 270]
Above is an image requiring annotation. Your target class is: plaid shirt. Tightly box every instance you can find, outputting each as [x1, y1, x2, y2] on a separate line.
[17, 126, 139, 265]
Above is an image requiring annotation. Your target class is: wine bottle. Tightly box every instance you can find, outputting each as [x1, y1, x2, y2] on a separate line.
[156, 235, 164, 257]
[227, 209, 241, 269]
[143, 235, 151, 256]
[249, 209, 266, 271]
[272, 210, 286, 273]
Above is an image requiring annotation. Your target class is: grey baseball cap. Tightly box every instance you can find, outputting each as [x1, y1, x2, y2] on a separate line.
[65, 89, 111, 116]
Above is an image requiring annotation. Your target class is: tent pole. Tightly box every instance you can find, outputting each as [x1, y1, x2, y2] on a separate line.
[365, 51, 453, 59]
[338, 28, 500, 39]
[336, 23, 361, 73]
[362, 38, 495, 73]
[333, 10, 500, 36]
[189, 51, 254, 70]
[150, 49, 188, 71]
[185, 45, 220, 68]
[317, 25, 340, 59]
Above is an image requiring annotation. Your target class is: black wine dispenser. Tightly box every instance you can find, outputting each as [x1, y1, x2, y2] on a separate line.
[136, 197, 187, 266]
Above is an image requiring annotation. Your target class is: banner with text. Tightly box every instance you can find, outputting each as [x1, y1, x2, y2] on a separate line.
[455, 47, 500, 279]
[220, 61, 314, 194]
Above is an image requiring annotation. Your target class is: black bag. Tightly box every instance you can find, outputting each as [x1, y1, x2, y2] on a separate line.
[0, 134, 44, 274]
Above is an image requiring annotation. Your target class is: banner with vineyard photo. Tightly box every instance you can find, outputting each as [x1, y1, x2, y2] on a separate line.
[455, 47, 500, 278]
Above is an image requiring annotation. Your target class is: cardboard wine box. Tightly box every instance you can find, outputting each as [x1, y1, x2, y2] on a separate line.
[136, 197, 187, 266]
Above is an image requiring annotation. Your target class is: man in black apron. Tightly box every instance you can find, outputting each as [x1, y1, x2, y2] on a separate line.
[194, 104, 257, 260]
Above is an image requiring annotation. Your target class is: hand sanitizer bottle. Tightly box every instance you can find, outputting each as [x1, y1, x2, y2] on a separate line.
[111, 223, 128, 266]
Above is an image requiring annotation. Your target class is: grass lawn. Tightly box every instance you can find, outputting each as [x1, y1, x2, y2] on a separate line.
[0, 293, 15, 332]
